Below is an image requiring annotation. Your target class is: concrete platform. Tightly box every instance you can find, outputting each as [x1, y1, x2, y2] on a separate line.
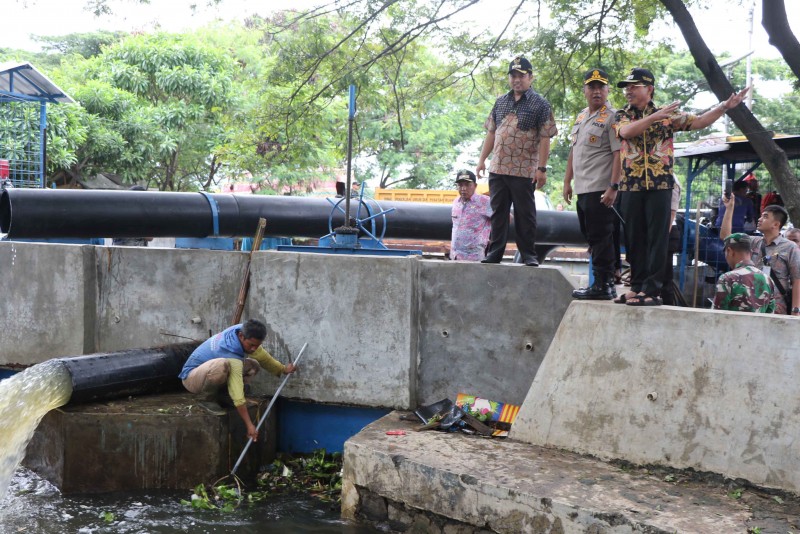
[342, 412, 800, 533]
[24, 392, 276, 493]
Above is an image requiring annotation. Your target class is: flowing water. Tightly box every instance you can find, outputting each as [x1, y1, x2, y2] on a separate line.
[0, 365, 378, 532]
[0, 360, 72, 499]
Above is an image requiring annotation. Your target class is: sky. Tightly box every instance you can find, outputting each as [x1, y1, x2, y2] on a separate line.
[2, 0, 798, 102]
[3, 0, 799, 61]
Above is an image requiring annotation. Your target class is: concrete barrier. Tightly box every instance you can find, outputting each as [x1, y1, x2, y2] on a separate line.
[94, 246, 247, 351]
[0, 243, 577, 413]
[416, 261, 575, 406]
[0, 242, 95, 363]
[511, 301, 800, 493]
[248, 251, 419, 409]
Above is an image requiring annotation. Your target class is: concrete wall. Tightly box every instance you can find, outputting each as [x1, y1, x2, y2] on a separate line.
[0, 243, 576, 412]
[0, 242, 95, 363]
[247, 252, 419, 409]
[511, 301, 800, 494]
[94, 246, 247, 351]
[416, 261, 575, 406]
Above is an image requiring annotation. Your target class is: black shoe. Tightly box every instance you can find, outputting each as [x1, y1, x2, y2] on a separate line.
[481, 257, 501, 264]
[524, 258, 539, 267]
[572, 284, 614, 300]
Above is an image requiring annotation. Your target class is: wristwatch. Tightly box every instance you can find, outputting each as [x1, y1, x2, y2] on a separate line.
[792, 307, 800, 314]
[610, 183, 620, 191]
[536, 166, 547, 173]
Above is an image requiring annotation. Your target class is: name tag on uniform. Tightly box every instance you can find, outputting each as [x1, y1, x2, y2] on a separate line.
[763, 265, 771, 278]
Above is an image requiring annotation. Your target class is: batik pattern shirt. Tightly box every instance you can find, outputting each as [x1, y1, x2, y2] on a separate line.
[613, 102, 695, 192]
[485, 89, 558, 179]
[451, 193, 492, 261]
[713, 262, 775, 313]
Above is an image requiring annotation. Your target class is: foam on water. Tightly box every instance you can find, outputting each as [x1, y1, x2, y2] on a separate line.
[0, 360, 72, 498]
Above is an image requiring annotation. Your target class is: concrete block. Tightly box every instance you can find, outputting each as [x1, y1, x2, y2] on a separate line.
[343, 413, 754, 533]
[94, 247, 248, 352]
[24, 392, 275, 493]
[511, 301, 800, 493]
[248, 251, 418, 409]
[0, 242, 95, 362]
[416, 262, 575, 406]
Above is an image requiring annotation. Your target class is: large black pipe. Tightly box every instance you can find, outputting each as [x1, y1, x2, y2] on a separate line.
[58, 342, 199, 405]
[1, 189, 584, 246]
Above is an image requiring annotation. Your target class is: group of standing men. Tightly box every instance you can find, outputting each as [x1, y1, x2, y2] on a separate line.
[452, 55, 783, 313]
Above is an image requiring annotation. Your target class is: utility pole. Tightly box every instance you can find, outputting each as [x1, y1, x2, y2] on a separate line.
[745, 0, 755, 109]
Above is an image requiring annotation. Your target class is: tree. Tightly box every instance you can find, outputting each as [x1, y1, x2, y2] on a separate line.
[660, 0, 800, 224]
[53, 32, 236, 190]
[761, 0, 800, 85]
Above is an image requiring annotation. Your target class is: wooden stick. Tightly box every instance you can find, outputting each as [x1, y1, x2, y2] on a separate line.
[231, 218, 267, 324]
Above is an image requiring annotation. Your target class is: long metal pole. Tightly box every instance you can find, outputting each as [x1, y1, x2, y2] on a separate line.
[344, 85, 356, 228]
[230, 342, 307, 476]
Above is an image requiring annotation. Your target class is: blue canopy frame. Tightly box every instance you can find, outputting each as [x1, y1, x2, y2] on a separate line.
[0, 62, 74, 188]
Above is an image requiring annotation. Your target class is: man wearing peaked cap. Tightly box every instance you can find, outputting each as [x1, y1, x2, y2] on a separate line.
[450, 170, 492, 261]
[613, 67, 749, 306]
[564, 68, 621, 300]
[616, 67, 655, 88]
[475, 56, 558, 266]
[712, 232, 775, 313]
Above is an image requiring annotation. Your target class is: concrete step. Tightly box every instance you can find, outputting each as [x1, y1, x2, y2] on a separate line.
[343, 412, 800, 533]
[24, 392, 276, 493]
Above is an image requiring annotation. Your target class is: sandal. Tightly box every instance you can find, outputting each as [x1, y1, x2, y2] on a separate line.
[625, 294, 662, 307]
[613, 291, 637, 304]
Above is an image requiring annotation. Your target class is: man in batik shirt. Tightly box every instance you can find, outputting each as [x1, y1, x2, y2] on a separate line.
[450, 170, 492, 261]
[476, 56, 558, 266]
[614, 67, 749, 306]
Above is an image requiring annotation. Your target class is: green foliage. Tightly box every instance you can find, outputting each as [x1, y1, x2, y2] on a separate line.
[180, 449, 343, 514]
[33, 31, 126, 58]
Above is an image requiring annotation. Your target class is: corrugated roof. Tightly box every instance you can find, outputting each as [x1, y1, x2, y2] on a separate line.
[0, 61, 74, 103]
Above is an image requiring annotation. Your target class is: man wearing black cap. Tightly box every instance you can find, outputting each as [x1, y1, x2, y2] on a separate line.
[476, 56, 558, 266]
[613, 67, 749, 306]
[564, 68, 621, 300]
[450, 170, 492, 261]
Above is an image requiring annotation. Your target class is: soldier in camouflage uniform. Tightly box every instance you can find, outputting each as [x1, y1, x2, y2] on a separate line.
[713, 233, 775, 313]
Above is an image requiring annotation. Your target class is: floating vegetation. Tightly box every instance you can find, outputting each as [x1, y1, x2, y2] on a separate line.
[181, 449, 343, 512]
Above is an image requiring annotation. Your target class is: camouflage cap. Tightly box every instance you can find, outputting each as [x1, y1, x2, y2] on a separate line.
[724, 232, 751, 247]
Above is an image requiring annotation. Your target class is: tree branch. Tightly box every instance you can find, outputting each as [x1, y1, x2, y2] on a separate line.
[761, 0, 800, 82]
[660, 0, 800, 222]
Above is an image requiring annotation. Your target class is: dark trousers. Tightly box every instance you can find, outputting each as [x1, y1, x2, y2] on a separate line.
[577, 191, 616, 285]
[612, 193, 624, 272]
[620, 189, 672, 296]
[484, 173, 537, 262]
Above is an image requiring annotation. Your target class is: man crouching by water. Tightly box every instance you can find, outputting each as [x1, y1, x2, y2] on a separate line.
[179, 319, 296, 441]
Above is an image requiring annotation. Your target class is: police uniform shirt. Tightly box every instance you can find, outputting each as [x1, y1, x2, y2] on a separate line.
[570, 103, 621, 195]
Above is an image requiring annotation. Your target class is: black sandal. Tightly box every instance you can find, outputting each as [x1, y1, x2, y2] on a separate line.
[625, 294, 662, 307]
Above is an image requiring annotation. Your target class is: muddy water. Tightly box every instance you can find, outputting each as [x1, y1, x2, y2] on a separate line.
[0, 360, 72, 498]
[0, 367, 377, 532]
[1, 468, 377, 533]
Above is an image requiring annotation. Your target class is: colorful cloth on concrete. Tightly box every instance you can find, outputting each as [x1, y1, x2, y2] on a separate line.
[613, 102, 695, 192]
[748, 235, 800, 314]
[451, 193, 492, 261]
[485, 89, 558, 179]
[713, 262, 775, 313]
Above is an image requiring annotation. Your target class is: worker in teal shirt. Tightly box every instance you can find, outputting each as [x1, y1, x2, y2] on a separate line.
[179, 319, 296, 441]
